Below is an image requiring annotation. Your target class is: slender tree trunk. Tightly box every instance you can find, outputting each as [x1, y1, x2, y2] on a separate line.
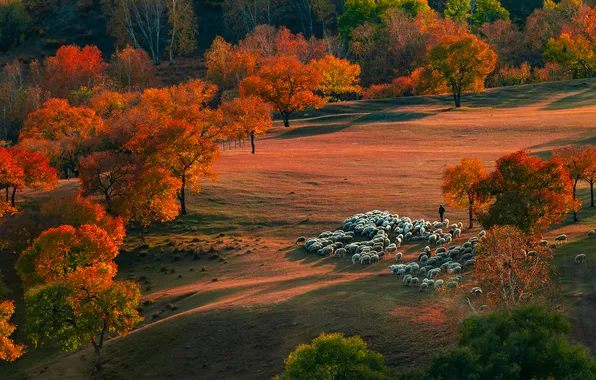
[468, 203, 473, 229]
[572, 180, 578, 222]
[179, 174, 187, 215]
[93, 343, 102, 373]
[590, 181, 594, 207]
[250, 131, 255, 154]
[140, 222, 145, 242]
[10, 187, 16, 207]
[4, 186, 7, 202]
[282, 112, 290, 128]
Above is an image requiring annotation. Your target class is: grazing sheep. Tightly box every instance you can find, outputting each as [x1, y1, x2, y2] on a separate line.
[428, 268, 441, 279]
[419, 283, 429, 292]
[555, 234, 567, 244]
[351, 254, 361, 264]
[296, 236, 306, 245]
[575, 254, 587, 264]
[446, 281, 458, 288]
[411, 277, 420, 286]
[436, 247, 446, 254]
[588, 230, 595, 238]
[360, 254, 371, 265]
[371, 254, 380, 264]
[539, 240, 548, 247]
[424, 246, 431, 253]
[395, 252, 403, 262]
[479, 230, 486, 237]
[334, 248, 347, 257]
[549, 244, 557, 250]
[453, 228, 461, 238]
[471, 287, 483, 297]
[479, 305, 488, 311]
[434, 279, 444, 289]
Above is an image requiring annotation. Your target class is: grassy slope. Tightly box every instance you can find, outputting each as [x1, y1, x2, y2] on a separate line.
[2, 79, 596, 379]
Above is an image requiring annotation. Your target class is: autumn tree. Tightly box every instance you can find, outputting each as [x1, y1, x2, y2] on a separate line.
[110, 46, 158, 91]
[442, 158, 491, 229]
[166, 0, 197, 64]
[5, 148, 58, 207]
[115, 167, 181, 239]
[470, 0, 510, 26]
[478, 150, 579, 236]
[584, 146, 596, 207]
[25, 263, 142, 372]
[545, 33, 596, 79]
[240, 56, 325, 128]
[218, 96, 273, 154]
[79, 151, 137, 211]
[552, 146, 592, 221]
[15, 224, 120, 287]
[444, 0, 470, 21]
[20, 98, 103, 176]
[205, 37, 258, 92]
[311, 55, 362, 101]
[0, 146, 23, 204]
[41, 45, 107, 98]
[40, 194, 127, 246]
[0, 300, 25, 362]
[475, 225, 556, 309]
[425, 34, 497, 107]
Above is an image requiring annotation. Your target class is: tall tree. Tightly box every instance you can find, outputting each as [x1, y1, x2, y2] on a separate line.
[552, 146, 592, 221]
[425, 34, 496, 107]
[470, 0, 510, 26]
[584, 146, 596, 208]
[110, 46, 158, 91]
[5, 148, 57, 207]
[240, 56, 325, 127]
[218, 96, 273, 154]
[166, 0, 197, 64]
[478, 150, 579, 236]
[205, 37, 258, 92]
[441, 158, 491, 229]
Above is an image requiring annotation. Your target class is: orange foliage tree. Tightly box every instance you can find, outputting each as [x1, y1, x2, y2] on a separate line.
[0, 300, 26, 362]
[441, 158, 491, 229]
[583, 146, 596, 207]
[478, 150, 579, 236]
[40, 193, 127, 246]
[41, 45, 108, 98]
[15, 224, 120, 287]
[475, 225, 557, 310]
[0, 146, 23, 204]
[205, 36, 258, 92]
[240, 56, 325, 128]
[5, 147, 58, 207]
[310, 55, 361, 101]
[425, 34, 497, 107]
[552, 145, 593, 221]
[115, 167, 181, 239]
[218, 96, 273, 154]
[20, 98, 103, 176]
[25, 262, 141, 372]
[109, 45, 158, 91]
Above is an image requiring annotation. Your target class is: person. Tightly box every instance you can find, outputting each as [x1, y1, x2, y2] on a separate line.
[439, 204, 445, 222]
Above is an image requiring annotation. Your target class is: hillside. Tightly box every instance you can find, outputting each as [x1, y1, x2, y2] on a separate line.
[1, 79, 596, 379]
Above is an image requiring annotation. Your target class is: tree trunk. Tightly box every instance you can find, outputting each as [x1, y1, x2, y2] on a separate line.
[572, 181, 578, 222]
[140, 223, 145, 242]
[4, 187, 7, 202]
[468, 203, 474, 229]
[10, 187, 16, 207]
[93, 344, 102, 373]
[250, 131, 255, 154]
[179, 174, 187, 215]
[282, 112, 290, 128]
[590, 181, 594, 207]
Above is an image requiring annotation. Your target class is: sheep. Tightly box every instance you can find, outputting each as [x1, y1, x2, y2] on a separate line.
[395, 252, 403, 262]
[428, 268, 441, 279]
[411, 277, 420, 286]
[446, 281, 458, 288]
[555, 234, 567, 244]
[588, 230, 595, 238]
[539, 240, 548, 247]
[434, 279, 444, 289]
[360, 254, 371, 265]
[295, 236, 306, 245]
[395, 237, 402, 247]
[453, 228, 461, 238]
[549, 244, 557, 250]
[436, 247, 446, 254]
[424, 246, 431, 253]
[479, 305, 488, 311]
[575, 254, 587, 264]
[419, 283, 429, 292]
[471, 287, 483, 297]
[479, 230, 486, 237]
[371, 254, 380, 264]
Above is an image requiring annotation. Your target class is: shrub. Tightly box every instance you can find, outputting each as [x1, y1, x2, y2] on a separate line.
[425, 307, 596, 379]
[392, 76, 414, 97]
[276, 332, 391, 379]
[362, 84, 394, 100]
[495, 62, 531, 87]
[531, 62, 573, 83]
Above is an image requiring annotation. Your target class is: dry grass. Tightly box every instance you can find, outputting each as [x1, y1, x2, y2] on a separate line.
[2, 79, 596, 379]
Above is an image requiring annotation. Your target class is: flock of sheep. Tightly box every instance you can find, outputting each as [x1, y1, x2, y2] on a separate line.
[297, 211, 594, 293]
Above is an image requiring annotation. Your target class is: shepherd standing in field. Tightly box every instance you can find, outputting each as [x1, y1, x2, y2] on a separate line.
[439, 204, 445, 222]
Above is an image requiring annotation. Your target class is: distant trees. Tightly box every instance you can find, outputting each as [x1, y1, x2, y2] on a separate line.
[311, 55, 362, 101]
[425, 34, 497, 107]
[276, 332, 391, 379]
[552, 146, 593, 221]
[218, 96, 273, 154]
[240, 56, 325, 127]
[0, 0, 30, 52]
[441, 158, 491, 229]
[478, 150, 578, 236]
[110, 46, 158, 91]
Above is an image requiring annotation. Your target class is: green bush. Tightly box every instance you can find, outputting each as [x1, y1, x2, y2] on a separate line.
[275, 332, 391, 380]
[409, 306, 596, 379]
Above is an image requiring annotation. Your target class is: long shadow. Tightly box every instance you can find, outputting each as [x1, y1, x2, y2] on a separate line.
[530, 135, 596, 159]
[543, 83, 596, 110]
[274, 122, 355, 139]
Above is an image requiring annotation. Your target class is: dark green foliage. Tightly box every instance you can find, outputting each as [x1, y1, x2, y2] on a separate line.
[276, 332, 391, 379]
[500, 0, 543, 24]
[0, 1, 30, 52]
[415, 307, 596, 380]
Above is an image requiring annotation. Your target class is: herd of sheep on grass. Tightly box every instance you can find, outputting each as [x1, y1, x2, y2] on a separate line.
[296, 211, 594, 293]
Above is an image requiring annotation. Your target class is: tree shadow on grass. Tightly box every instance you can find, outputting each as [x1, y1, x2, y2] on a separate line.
[530, 135, 596, 160]
[542, 83, 596, 110]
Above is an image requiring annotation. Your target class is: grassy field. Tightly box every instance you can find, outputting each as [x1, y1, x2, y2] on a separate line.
[1, 79, 596, 379]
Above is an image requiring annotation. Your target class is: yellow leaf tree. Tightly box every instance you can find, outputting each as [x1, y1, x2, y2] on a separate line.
[311, 55, 361, 101]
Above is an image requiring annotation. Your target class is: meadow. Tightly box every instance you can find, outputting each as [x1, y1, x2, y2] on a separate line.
[2, 79, 596, 379]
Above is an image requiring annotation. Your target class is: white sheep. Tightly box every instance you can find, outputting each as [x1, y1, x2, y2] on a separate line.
[395, 252, 403, 262]
[434, 279, 444, 289]
[351, 254, 361, 264]
[539, 240, 548, 247]
[371, 254, 380, 263]
[471, 287, 483, 297]
[479, 230, 486, 237]
[360, 254, 371, 265]
[588, 230, 595, 239]
[334, 248, 347, 257]
[575, 254, 587, 264]
[419, 283, 429, 292]
[555, 234, 567, 244]
[296, 236, 306, 245]
[453, 228, 461, 238]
